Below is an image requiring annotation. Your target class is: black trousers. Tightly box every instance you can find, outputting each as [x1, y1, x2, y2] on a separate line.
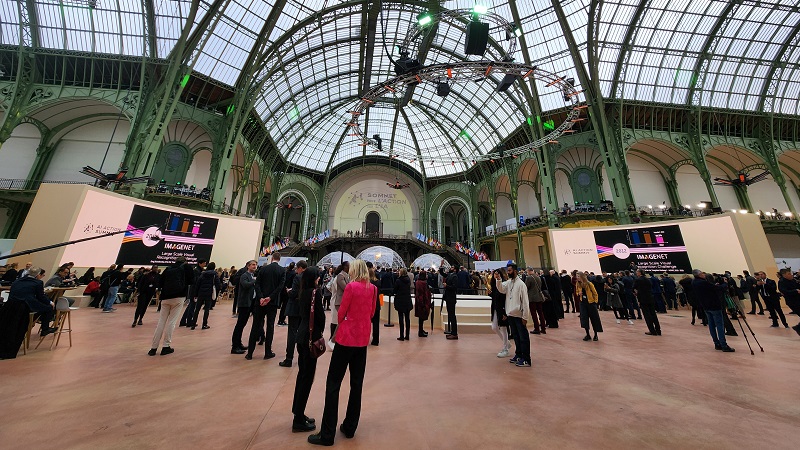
[180, 298, 195, 326]
[371, 305, 380, 345]
[750, 289, 764, 313]
[292, 333, 317, 421]
[191, 297, 214, 327]
[765, 298, 788, 326]
[397, 310, 410, 338]
[278, 297, 288, 324]
[285, 316, 300, 361]
[247, 305, 278, 355]
[786, 300, 800, 327]
[445, 299, 458, 335]
[134, 291, 154, 322]
[320, 344, 368, 442]
[627, 292, 642, 319]
[640, 301, 661, 333]
[231, 305, 251, 348]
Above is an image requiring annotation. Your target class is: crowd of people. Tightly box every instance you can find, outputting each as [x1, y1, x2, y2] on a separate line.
[3, 253, 800, 446]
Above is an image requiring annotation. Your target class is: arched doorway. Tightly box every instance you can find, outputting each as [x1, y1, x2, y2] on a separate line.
[365, 211, 381, 236]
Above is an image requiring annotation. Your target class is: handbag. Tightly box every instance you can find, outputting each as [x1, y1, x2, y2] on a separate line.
[309, 289, 326, 359]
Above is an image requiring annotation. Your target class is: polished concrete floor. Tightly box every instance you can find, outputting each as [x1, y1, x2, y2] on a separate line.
[2, 303, 799, 449]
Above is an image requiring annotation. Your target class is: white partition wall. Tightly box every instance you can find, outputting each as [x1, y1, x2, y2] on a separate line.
[549, 213, 776, 276]
[11, 184, 264, 275]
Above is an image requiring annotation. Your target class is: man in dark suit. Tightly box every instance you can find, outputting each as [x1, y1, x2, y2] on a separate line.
[443, 267, 459, 339]
[230, 260, 261, 354]
[247, 253, 285, 360]
[457, 266, 470, 295]
[10, 267, 57, 336]
[0, 267, 57, 359]
[635, 269, 661, 336]
[744, 270, 765, 315]
[280, 260, 307, 367]
[777, 268, 800, 335]
[761, 271, 789, 328]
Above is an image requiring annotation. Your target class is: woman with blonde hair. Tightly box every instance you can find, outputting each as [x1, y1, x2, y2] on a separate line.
[309, 259, 377, 446]
[577, 272, 603, 341]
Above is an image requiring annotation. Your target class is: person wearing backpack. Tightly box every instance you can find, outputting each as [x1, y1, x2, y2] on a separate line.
[148, 258, 193, 356]
[102, 265, 126, 313]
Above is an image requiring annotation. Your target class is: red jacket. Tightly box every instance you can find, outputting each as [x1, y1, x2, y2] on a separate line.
[83, 280, 100, 295]
[335, 281, 377, 347]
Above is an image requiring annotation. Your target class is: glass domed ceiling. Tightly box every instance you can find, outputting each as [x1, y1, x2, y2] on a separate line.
[3, 0, 799, 177]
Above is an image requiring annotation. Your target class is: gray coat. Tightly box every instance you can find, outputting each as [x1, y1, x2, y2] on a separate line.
[237, 271, 261, 308]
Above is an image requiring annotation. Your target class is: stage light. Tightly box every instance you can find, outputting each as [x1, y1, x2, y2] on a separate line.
[373, 134, 382, 151]
[658, 204, 666, 209]
[785, 212, 793, 217]
[513, 26, 523, 37]
[731, 209, 737, 213]
[739, 209, 748, 214]
[417, 12, 432, 26]
[697, 203, 707, 208]
[473, 4, 488, 14]
[436, 81, 450, 97]
[497, 73, 518, 92]
[684, 205, 691, 209]
[647, 205, 653, 209]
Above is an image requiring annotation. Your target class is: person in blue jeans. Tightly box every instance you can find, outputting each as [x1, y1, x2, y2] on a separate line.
[102, 266, 125, 312]
[691, 269, 735, 352]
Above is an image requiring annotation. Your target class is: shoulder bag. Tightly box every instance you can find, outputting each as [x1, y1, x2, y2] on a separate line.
[309, 289, 326, 358]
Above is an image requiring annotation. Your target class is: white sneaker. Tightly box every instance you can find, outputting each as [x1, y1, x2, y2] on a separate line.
[616, 319, 621, 324]
[497, 349, 510, 358]
[628, 320, 634, 325]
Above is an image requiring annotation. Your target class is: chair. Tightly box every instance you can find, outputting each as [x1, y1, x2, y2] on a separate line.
[35, 298, 72, 350]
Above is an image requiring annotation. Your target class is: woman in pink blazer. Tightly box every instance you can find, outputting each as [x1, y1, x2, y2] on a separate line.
[309, 259, 377, 446]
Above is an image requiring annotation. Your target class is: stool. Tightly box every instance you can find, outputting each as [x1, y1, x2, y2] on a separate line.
[35, 298, 72, 351]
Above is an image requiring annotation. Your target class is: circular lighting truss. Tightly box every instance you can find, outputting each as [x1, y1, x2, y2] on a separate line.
[347, 61, 584, 163]
[400, 9, 520, 62]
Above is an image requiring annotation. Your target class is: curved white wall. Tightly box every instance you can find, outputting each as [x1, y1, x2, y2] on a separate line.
[747, 179, 788, 212]
[517, 184, 540, 217]
[554, 170, 574, 206]
[327, 171, 420, 235]
[627, 154, 670, 207]
[184, 150, 212, 189]
[496, 196, 513, 223]
[0, 123, 40, 179]
[44, 120, 129, 182]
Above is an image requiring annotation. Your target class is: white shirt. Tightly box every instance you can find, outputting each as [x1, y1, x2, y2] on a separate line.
[496, 276, 529, 320]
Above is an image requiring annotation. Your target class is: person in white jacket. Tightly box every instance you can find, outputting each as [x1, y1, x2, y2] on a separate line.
[494, 263, 531, 368]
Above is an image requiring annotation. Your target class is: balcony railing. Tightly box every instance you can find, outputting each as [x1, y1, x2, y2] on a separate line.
[0, 178, 93, 190]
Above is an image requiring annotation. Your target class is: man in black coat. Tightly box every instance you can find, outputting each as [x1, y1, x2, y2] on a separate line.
[559, 270, 573, 314]
[622, 271, 642, 319]
[543, 270, 562, 327]
[691, 270, 734, 352]
[457, 266, 470, 295]
[634, 269, 661, 336]
[743, 270, 764, 315]
[0, 267, 57, 359]
[443, 267, 459, 339]
[775, 269, 800, 334]
[247, 253, 285, 360]
[180, 259, 207, 327]
[280, 260, 306, 367]
[231, 260, 261, 354]
[278, 262, 296, 326]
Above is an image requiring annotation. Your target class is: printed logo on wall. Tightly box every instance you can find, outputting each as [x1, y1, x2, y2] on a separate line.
[116, 205, 219, 265]
[593, 224, 692, 273]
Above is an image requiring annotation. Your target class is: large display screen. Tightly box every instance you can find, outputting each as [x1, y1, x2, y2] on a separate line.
[58, 188, 262, 268]
[593, 224, 691, 273]
[550, 215, 751, 274]
[117, 205, 219, 265]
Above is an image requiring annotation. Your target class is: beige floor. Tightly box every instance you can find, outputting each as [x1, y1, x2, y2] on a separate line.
[1, 303, 798, 449]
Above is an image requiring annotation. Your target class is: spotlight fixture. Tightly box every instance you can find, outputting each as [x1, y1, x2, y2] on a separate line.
[394, 49, 422, 75]
[473, 4, 489, 15]
[436, 81, 451, 97]
[497, 73, 518, 92]
[373, 134, 383, 151]
[513, 25, 523, 37]
[562, 77, 575, 101]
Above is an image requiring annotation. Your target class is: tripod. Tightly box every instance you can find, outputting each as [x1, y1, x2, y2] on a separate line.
[729, 297, 764, 355]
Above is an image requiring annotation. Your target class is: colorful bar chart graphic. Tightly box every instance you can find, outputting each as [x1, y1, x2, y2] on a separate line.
[628, 229, 667, 247]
